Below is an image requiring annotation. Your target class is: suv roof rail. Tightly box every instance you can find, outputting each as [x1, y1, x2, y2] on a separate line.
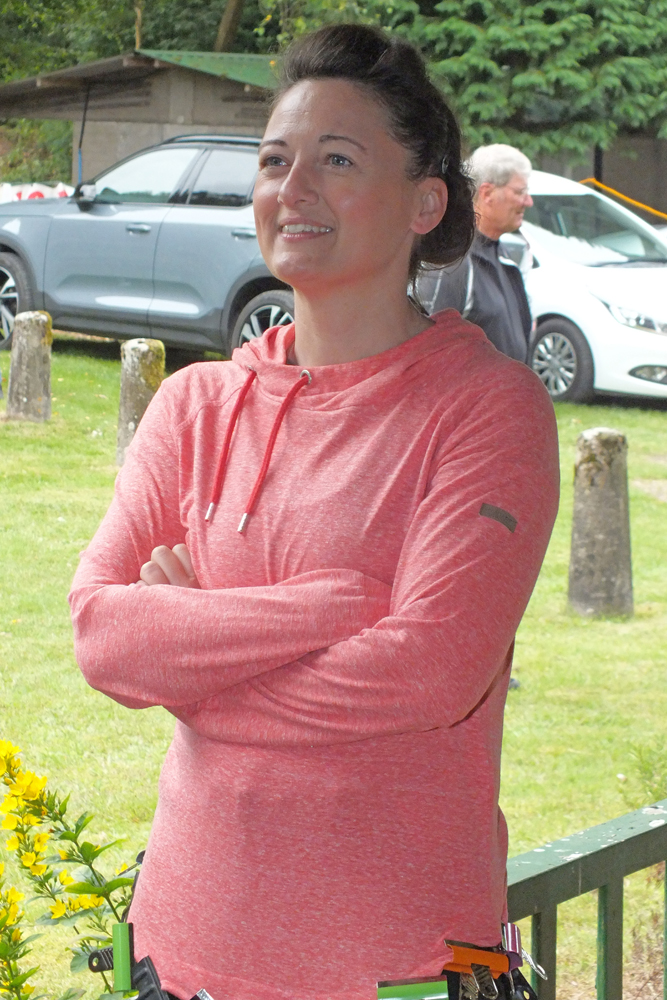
[162, 134, 261, 146]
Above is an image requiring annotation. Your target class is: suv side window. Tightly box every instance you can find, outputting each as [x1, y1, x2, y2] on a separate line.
[95, 148, 200, 204]
[187, 148, 258, 207]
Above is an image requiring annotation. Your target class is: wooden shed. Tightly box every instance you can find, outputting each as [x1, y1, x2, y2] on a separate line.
[0, 50, 276, 181]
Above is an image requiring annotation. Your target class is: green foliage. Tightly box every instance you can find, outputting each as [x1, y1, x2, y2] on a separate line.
[620, 742, 667, 809]
[403, 0, 667, 159]
[255, 0, 418, 47]
[0, 740, 140, 999]
[0, 120, 72, 184]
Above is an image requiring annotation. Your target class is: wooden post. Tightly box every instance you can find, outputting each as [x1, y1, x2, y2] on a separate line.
[6, 311, 52, 422]
[568, 427, 633, 617]
[117, 338, 165, 466]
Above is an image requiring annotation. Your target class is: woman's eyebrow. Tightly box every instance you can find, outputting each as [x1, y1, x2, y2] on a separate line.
[258, 138, 287, 151]
[320, 133, 367, 152]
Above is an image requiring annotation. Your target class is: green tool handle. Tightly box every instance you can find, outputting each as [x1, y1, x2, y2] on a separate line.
[377, 976, 449, 999]
[112, 922, 132, 992]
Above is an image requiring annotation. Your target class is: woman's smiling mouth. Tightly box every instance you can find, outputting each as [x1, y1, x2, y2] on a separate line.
[280, 224, 333, 234]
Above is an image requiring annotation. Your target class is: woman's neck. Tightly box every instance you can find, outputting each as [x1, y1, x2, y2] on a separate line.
[289, 280, 432, 368]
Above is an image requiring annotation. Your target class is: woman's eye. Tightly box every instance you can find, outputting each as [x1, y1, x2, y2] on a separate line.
[260, 155, 287, 169]
[328, 154, 352, 168]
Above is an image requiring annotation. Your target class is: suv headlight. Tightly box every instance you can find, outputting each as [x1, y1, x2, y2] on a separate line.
[603, 301, 667, 334]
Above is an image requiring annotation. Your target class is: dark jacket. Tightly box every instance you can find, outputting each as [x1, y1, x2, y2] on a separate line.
[419, 232, 532, 363]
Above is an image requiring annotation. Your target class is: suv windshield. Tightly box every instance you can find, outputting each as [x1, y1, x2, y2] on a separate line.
[523, 193, 667, 266]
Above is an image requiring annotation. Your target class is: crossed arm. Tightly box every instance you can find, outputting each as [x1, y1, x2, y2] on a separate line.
[70, 368, 559, 746]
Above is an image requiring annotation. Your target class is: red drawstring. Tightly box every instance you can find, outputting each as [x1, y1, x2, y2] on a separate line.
[238, 370, 311, 533]
[205, 368, 257, 522]
[205, 367, 312, 531]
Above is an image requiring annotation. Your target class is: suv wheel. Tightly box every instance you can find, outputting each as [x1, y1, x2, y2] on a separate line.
[530, 318, 594, 402]
[231, 290, 294, 351]
[0, 253, 35, 350]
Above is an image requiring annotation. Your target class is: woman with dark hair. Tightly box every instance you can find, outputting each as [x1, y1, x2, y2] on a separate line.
[70, 23, 559, 1000]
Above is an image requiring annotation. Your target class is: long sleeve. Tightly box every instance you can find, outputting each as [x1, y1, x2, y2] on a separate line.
[174, 373, 559, 746]
[69, 378, 391, 710]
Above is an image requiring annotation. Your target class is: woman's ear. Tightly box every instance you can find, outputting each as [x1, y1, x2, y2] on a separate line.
[411, 177, 448, 235]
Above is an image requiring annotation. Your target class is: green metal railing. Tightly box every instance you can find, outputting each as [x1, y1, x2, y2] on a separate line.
[507, 798, 667, 1000]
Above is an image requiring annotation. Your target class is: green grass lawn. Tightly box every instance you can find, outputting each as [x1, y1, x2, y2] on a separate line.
[1, 337, 666, 998]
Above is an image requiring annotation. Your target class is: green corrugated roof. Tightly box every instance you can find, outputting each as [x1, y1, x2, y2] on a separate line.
[138, 50, 279, 90]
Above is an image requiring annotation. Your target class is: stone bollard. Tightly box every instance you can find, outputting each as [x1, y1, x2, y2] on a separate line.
[568, 427, 633, 617]
[117, 338, 165, 465]
[6, 311, 52, 421]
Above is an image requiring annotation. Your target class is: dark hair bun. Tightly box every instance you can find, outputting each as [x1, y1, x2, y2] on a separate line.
[278, 23, 475, 279]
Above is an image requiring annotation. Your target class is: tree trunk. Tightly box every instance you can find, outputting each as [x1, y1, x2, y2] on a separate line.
[568, 427, 633, 617]
[117, 338, 165, 465]
[6, 311, 52, 422]
[214, 0, 246, 52]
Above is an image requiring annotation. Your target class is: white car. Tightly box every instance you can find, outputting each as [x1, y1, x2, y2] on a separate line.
[503, 170, 667, 401]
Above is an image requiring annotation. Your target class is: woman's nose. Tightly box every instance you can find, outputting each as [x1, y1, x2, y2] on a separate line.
[524, 192, 533, 207]
[278, 162, 318, 207]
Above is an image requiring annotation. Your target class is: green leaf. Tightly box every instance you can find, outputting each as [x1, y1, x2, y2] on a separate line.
[74, 813, 94, 837]
[8, 967, 40, 988]
[56, 990, 86, 1000]
[101, 877, 134, 893]
[70, 948, 93, 973]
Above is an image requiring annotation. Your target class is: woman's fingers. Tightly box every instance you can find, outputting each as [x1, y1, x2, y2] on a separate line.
[172, 544, 201, 588]
[139, 545, 200, 588]
[139, 559, 170, 586]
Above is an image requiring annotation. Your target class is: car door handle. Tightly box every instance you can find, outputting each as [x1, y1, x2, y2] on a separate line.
[126, 223, 151, 234]
[231, 228, 257, 240]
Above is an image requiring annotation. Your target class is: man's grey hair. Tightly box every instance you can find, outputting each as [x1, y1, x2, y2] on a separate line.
[466, 144, 532, 194]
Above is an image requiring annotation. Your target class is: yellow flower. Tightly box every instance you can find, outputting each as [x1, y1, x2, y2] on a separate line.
[24, 814, 40, 827]
[33, 832, 49, 852]
[30, 863, 47, 876]
[22, 986, 35, 997]
[0, 795, 18, 814]
[12, 928, 21, 942]
[115, 862, 128, 874]
[57, 847, 68, 860]
[6, 887, 25, 904]
[50, 899, 67, 919]
[0, 739, 20, 760]
[1, 814, 18, 830]
[6, 902, 20, 924]
[0, 861, 4, 876]
[58, 870, 74, 886]
[20, 852, 36, 867]
[10, 770, 45, 800]
[5, 835, 19, 851]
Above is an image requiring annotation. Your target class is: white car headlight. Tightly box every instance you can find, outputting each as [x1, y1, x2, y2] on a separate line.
[603, 301, 667, 334]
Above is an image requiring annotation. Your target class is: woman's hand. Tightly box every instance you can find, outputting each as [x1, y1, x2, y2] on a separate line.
[139, 544, 201, 589]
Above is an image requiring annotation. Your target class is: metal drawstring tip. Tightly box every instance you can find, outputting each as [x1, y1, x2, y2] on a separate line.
[205, 502, 215, 522]
[237, 513, 249, 533]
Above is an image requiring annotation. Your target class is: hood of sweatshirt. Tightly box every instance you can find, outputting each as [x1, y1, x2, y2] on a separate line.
[230, 311, 490, 405]
[206, 312, 494, 530]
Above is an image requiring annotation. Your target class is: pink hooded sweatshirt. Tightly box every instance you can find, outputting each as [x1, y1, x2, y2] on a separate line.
[69, 311, 559, 1000]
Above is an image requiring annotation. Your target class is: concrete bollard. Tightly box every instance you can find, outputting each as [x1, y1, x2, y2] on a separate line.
[568, 427, 633, 617]
[117, 338, 165, 465]
[6, 311, 52, 421]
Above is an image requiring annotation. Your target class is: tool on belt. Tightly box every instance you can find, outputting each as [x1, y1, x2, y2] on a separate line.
[377, 923, 547, 1000]
[88, 921, 214, 1000]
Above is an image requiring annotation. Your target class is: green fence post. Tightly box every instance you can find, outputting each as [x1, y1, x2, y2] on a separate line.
[531, 906, 557, 1000]
[596, 878, 624, 1000]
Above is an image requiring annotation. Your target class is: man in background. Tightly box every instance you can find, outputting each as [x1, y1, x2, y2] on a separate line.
[423, 143, 534, 363]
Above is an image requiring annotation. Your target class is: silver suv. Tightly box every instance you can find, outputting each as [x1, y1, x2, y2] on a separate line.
[0, 135, 294, 353]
